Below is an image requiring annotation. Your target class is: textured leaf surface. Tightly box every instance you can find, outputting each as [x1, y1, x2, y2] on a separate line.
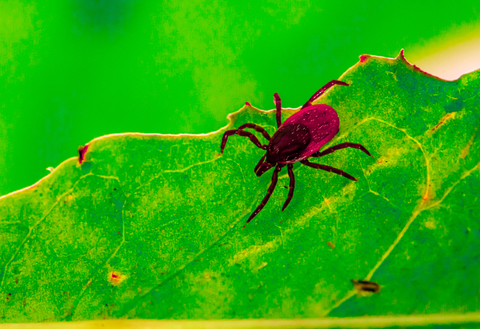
[0, 52, 479, 324]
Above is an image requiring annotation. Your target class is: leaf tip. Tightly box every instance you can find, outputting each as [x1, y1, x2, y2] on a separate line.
[359, 54, 370, 63]
[78, 144, 89, 164]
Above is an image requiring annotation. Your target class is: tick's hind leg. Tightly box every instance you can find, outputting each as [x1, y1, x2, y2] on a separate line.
[302, 80, 349, 109]
[312, 142, 373, 158]
[244, 165, 282, 228]
[220, 129, 267, 153]
[282, 164, 295, 211]
[301, 159, 357, 181]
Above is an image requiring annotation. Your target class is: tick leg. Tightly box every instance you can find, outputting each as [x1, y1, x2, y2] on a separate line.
[238, 123, 271, 141]
[282, 164, 295, 211]
[301, 80, 349, 109]
[274, 93, 282, 128]
[244, 165, 282, 228]
[301, 159, 357, 181]
[254, 154, 266, 173]
[312, 143, 373, 158]
[220, 129, 267, 153]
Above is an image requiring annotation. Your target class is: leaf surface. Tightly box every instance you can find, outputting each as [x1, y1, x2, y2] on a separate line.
[0, 51, 479, 323]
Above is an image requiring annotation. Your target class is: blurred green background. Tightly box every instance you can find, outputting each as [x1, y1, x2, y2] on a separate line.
[1, 0, 479, 197]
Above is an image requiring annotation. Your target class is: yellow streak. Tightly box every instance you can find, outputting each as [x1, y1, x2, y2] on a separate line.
[328, 116, 432, 314]
[428, 112, 456, 134]
[6, 313, 480, 328]
[460, 128, 478, 159]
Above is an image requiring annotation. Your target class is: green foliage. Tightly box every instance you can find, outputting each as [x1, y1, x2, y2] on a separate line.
[0, 52, 479, 324]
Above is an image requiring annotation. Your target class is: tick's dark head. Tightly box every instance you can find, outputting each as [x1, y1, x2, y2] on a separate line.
[264, 123, 311, 164]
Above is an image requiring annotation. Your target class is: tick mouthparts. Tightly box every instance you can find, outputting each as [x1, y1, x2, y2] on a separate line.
[255, 162, 273, 177]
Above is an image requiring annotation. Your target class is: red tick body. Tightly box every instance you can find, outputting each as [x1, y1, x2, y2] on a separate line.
[220, 80, 373, 227]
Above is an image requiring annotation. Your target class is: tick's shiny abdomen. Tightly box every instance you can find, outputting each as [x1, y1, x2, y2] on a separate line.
[267, 104, 339, 164]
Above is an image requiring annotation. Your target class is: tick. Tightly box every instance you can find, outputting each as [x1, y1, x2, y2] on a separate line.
[220, 80, 373, 227]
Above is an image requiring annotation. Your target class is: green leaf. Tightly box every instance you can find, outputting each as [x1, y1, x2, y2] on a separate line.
[0, 51, 479, 325]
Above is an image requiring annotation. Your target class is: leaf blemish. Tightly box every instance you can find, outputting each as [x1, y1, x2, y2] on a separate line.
[108, 271, 127, 286]
[351, 279, 381, 294]
[424, 220, 436, 230]
[429, 112, 456, 134]
[257, 262, 268, 270]
[460, 127, 478, 159]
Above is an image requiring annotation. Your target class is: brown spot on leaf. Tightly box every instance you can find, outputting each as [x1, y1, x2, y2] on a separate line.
[351, 279, 381, 294]
[327, 241, 335, 249]
[108, 271, 127, 286]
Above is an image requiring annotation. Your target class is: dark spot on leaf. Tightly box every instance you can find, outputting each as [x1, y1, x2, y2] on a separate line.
[351, 279, 381, 293]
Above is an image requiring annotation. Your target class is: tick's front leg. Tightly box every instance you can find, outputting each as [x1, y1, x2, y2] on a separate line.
[220, 129, 267, 154]
[302, 80, 349, 109]
[282, 164, 295, 211]
[238, 123, 271, 141]
[244, 165, 282, 228]
[274, 93, 282, 128]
